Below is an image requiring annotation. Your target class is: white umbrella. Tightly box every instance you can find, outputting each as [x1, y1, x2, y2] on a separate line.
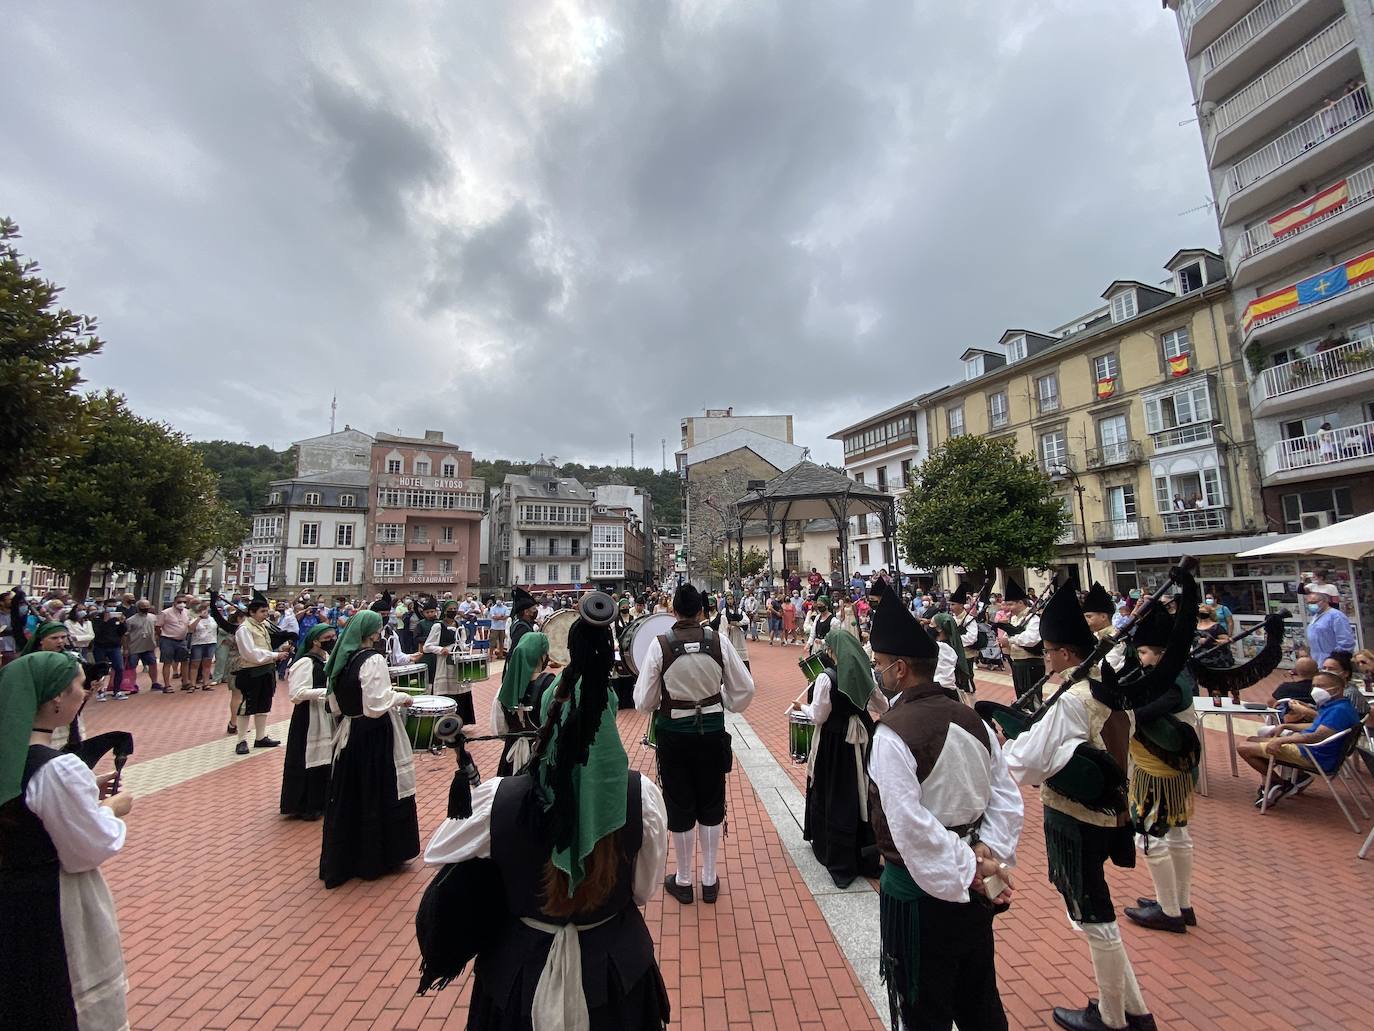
[1235, 511, 1374, 562]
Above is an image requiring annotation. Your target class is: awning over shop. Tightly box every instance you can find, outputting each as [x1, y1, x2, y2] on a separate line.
[1092, 533, 1294, 564]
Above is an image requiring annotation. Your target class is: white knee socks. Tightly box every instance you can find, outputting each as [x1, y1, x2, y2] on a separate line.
[673, 831, 696, 887]
[1168, 826, 1194, 911]
[1081, 922, 1148, 1029]
[699, 822, 722, 886]
[1142, 840, 1180, 917]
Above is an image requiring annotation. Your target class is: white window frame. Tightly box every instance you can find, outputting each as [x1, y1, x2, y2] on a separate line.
[440, 525, 454, 543]
[1036, 373, 1059, 412]
[376, 523, 403, 544]
[300, 522, 320, 546]
[333, 559, 351, 583]
[386, 459, 402, 474]
[1006, 336, 1027, 363]
[410, 558, 425, 574]
[989, 391, 1008, 428]
[964, 355, 984, 380]
[523, 563, 537, 583]
[335, 523, 354, 547]
[374, 558, 402, 576]
[1093, 353, 1118, 382]
[304, 492, 321, 506]
[947, 405, 965, 437]
[298, 560, 316, 585]
[1110, 290, 1137, 323]
[569, 564, 582, 582]
[1039, 430, 1068, 468]
[1162, 327, 1191, 360]
[438, 558, 452, 575]
[415, 459, 431, 475]
[442, 462, 456, 477]
[269, 491, 282, 505]
[339, 494, 355, 507]
[548, 564, 560, 582]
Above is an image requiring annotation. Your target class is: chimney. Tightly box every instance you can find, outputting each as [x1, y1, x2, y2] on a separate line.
[424, 430, 444, 442]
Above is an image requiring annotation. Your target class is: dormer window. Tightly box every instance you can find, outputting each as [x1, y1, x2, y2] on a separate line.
[1110, 290, 1138, 323]
[1175, 262, 1204, 295]
[964, 355, 985, 380]
[1005, 336, 1027, 363]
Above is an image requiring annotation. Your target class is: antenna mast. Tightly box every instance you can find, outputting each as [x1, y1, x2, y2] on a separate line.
[330, 394, 337, 433]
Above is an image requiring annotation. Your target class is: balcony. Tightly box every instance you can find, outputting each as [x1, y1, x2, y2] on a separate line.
[1241, 246, 1374, 344]
[1253, 335, 1374, 415]
[433, 538, 462, 552]
[1035, 394, 1061, 415]
[1264, 419, 1374, 479]
[1231, 158, 1374, 288]
[1151, 422, 1216, 450]
[1161, 507, 1230, 535]
[1181, 0, 1236, 57]
[1085, 440, 1145, 470]
[1056, 523, 1083, 546]
[1221, 84, 1374, 225]
[1201, 0, 1302, 90]
[1093, 517, 1154, 544]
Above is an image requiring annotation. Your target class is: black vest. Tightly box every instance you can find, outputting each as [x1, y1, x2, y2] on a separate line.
[439, 623, 457, 648]
[0, 745, 63, 873]
[331, 647, 382, 718]
[308, 653, 327, 688]
[820, 671, 872, 739]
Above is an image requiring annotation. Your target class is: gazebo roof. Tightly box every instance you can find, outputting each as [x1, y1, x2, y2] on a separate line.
[734, 460, 895, 523]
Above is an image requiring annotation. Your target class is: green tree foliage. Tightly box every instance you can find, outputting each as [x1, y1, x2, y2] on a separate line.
[898, 435, 1068, 579]
[0, 218, 103, 497]
[175, 497, 251, 591]
[193, 440, 296, 515]
[709, 546, 768, 581]
[1, 394, 221, 599]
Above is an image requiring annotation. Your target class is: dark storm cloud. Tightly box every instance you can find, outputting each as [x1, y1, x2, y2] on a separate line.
[1, 1, 1215, 465]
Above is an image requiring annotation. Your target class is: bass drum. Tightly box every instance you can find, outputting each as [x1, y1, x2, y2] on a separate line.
[542, 609, 578, 665]
[619, 612, 677, 677]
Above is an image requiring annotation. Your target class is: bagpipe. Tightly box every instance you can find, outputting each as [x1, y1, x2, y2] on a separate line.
[1187, 611, 1290, 703]
[988, 573, 1068, 655]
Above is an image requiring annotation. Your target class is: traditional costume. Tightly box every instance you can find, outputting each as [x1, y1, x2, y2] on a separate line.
[425, 602, 475, 725]
[932, 612, 975, 698]
[867, 581, 1023, 1031]
[420, 601, 671, 1030]
[0, 652, 129, 1031]
[798, 628, 885, 888]
[280, 624, 334, 819]
[1082, 584, 1128, 677]
[633, 585, 754, 904]
[415, 600, 440, 689]
[948, 583, 982, 663]
[234, 600, 283, 752]
[20, 620, 68, 655]
[508, 587, 539, 652]
[492, 631, 555, 777]
[318, 611, 419, 889]
[999, 579, 1044, 703]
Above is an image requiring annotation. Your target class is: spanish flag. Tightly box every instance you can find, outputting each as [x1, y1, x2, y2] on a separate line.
[1096, 377, 1116, 400]
[1268, 179, 1349, 238]
[1242, 284, 1299, 334]
[1346, 248, 1374, 288]
[1168, 353, 1191, 378]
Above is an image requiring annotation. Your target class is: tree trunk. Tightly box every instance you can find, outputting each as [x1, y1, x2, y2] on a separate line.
[69, 566, 93, 602]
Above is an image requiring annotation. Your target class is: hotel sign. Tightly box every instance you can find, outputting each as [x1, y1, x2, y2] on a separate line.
[394, 477, 471, 490]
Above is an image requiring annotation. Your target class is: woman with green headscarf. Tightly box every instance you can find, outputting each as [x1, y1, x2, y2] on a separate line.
[793, 627, 888, 887]
[280, 623, 338, 820]
[20, 620, 70, 655]
[421, 598, 670, 1030]
[318, 610, 419, 889]
[932, 611, 976, 702]
[491, 630, 554, 777]
[0, 652, 132, 1030]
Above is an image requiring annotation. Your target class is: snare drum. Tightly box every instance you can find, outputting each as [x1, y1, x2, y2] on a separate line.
[798, 655, 824, 684]
[406, 695, 457, 751]
[456, 655, 488, 683]
[644, 713, 658, 750]
[788, 711, 815, 764]
[390, 663, 429, 695]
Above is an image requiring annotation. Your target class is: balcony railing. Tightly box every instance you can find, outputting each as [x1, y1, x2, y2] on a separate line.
[1161, 508, 1230, 535]
[1242, 247, 1374, 337]
[1056, 523, 1083, 546]
[1267, 419, 1374, 473]
[1093, 517, 1153, 544]
[1212, 17, 1352, 134]
[1203, 0, 1299, 73]
[1257, 335, 1374, 400]
[1225, 84, 1372, 203]
[1181, 0, 1219, 32]
[1086, 440, 1145, 469]
[1036, 393, 1061, 415]
[1151, 422, 1215, 449]
[1234, 158, 1374, 265]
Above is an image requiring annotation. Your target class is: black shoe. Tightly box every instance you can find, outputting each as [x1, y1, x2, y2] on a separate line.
[227, 723, 237, 735]
[254, 737, 281, 748]
[235, 741, 249, 755]
[1135, 898, 1197, 926]
[1052, 1002, 1117, 1030]
[1077, 1001, 1156, 1031]
[1124, 902, 1187, 933]
[701, 879, 719, 903]
[663, 876, 694, 905]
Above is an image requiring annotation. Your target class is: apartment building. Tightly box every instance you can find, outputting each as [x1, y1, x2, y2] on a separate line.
[1167, 0, 1373, 646]
[679, 407, 793, 453]
[590, 504, 646, 593]
[828, 399, 928, 574]
[487, 461, 594, 592]
[593, 484, 656, 581]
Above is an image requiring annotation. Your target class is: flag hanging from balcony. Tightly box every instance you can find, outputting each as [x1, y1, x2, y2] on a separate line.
[1242, 247, 1374, 334]
[1267, 179, 1349, 238]
[1096, 376, 1116, 400]
[1167, 353, 1190, 377]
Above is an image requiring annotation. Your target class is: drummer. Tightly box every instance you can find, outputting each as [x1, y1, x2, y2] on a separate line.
[423, 602, 475, 726]
[491, 632, 554, 776]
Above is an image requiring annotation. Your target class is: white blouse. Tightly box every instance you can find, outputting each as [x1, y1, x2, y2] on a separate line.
[287, 655, 327, 703]
[796, 670, 888, 726]
[359, 652, 408, 717]
[423, 621, 466, 655]
[25, 753, 127, 873]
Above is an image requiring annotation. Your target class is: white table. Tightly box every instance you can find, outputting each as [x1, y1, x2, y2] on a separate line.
[1192, 698, 1279, 797]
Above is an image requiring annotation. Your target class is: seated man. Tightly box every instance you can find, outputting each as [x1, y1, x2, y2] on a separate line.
[1237, 671, 1360, 806]
[1269, 656, 1317, 706]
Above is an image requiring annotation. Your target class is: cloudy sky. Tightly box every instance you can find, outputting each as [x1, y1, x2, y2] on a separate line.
[4, 1, 1215, 469]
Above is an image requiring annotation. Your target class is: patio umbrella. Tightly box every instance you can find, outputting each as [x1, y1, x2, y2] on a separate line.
[1235, 511, 1374, 562]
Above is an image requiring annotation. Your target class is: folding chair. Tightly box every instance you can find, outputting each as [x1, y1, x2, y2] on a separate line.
[1259, 728, 1374, 833]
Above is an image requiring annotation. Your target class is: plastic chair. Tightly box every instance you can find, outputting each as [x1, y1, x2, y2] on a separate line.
[1259, 728, 1374, 833]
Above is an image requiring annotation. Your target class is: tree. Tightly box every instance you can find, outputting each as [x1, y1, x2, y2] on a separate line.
[898, 435, 1068, 582]
[0, 394, 222, 599]
[192, 440, 296, 515]
[175, 497, 250, 592]
[0, 217, 103, 497]
[709, 546, 767, 581]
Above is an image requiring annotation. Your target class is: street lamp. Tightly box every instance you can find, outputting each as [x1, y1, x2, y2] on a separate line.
[1051, 463, 1089, 589]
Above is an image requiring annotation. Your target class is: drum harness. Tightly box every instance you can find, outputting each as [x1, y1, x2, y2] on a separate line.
[655, 624, 732, 839]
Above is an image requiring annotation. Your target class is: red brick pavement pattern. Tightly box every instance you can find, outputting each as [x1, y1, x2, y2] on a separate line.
[741, 640, 1373, 1029]
[105, 669, 884, 1030]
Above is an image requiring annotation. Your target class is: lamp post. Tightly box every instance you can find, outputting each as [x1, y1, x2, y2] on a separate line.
[1052, 463, 1089, 589]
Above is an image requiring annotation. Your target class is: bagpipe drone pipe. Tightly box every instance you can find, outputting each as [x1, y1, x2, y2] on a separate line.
[1188, 611, 1290, 703]
[64, 660, 135, 792]
[987, 571, 1070, 656]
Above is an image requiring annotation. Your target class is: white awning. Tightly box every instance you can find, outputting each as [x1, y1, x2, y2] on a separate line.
[1236, 511, 1374, 562]
[1092, 533, 1293, 564]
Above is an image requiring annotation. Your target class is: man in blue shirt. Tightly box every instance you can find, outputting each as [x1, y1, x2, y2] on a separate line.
[1237, 671, 1360, 802]
[1305, 583, 1355, 667]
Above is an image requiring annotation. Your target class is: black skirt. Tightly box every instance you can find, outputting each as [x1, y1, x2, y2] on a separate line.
[804, 728, 880, 885]
[319, 714, 420, 888]
[279, 703, 330, 817]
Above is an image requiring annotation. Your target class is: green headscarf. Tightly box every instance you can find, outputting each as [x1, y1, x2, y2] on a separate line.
[324, 609, 382, 694]
[301, 622, 334, 655]
[823, 627, 873, 712]
[20, 621, 68, 656]
[536, 674, 628, 896]
[932, 612, 972, 683]
[498, 631, 548, 710]
[1, 651, 81, 805]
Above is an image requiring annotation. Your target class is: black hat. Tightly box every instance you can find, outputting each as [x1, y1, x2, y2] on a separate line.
[867, 576, 887, 597]
[869, 580, 936, 659]
[371, 591, 394, 613]
[672, 584, 702, 617]
[512, 586, 537, 615]
[251, 589, 269, 607]
[1131, 601, 1173, 649]
[1003, 578, 1028, 603]
[1038, 582, 1096, 655]
[1081, 582, 1115, 616]
[949, 582, 971, 605]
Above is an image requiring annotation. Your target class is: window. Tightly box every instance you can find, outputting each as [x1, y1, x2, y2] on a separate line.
[548, 539, 560, 556]
[1281, 488, 1354, 533]
[333, 560, 351, 583]
[374, 557, 402, 577]
[947, 405, 965, 437]
[376, 523, 403, 544]
[1105, 485, 1138, 539]
[989, 391, 1008, 428]
[300, 522, 320, 546]
[269, 491, 282, 505]
[858, 542, 870, 566]
[1144, 381, 1213, 433]
[1036, 373, 1059, 413]
[1110, 290, 1137, 323]
[252, 515, 282, 541]
[386, 459, 402, 474]
[523, 564, 537, 582]
[442, 462, 456, 477]
[1039, 430, 1068, 469]
[524, 538, 534, 555]
[1093, 354, 1118, 382]
[416, 459, 432, 475]
[854, 471, 864, 485]
[548, 564, 560, 582]
[1176, 263, 1203, 294]
[438, 558, 452, 574]
[1006, 336, 1027, 363]
[876, 467, 888, 490]
[438, 524, 453, 542]
[410, 558, 425, 574]
[336, 523, 354, 547]
[964, 355, 985, 380]
[901, 458, 913, 486]
[411, 525, 429, 544]
[339, 494, 355, 507]
[857, 512, 869, 535]
[304, 492, 321, 506]
[570, 564, 582, 582]
[571, 538, 581, 555]
[1161, 328, 1190, 360]
[1097, 415, 1130, 462]
[298, 560, 316, 584]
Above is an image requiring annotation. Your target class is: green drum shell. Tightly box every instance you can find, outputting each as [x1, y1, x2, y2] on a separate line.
[788, 712, 815, 763]
[798, 655, 824, 684]
[456, 656, 489, 682]
[390, 663, 429, 696]
[406, 696, 457, 751]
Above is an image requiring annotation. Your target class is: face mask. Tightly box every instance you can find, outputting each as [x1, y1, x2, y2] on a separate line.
[320, 638, 336, 652]
[1205, 597, 1215, 605]
[1307, 603, 1320, 615]
[873, 659, 902, 696]
[177, 603, 186, 610]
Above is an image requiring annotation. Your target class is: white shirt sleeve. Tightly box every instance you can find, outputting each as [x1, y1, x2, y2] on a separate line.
[25, 754, 127, 873]
[634, 774, 668, 906]
[718, 633, 755, 713]
[633, 639, 664, 713]
[422, 622, 449, 655]
[287, 656, 326, 703]
[868, 725, 975, 902]
[424, 778, 502, 863]
[960, 618, 979, 648]
[935, 642, 958, 690]
[797, 671, 833, 724]
[1009, 614, 1041, 649]
[975, 721, 1024, 867]
[65, 621, 95, 647]
[1105, 640, 1127, 673]
[1002, 691, 1091, 786]
[235, 622, 278, 665]
[360, 653, 405, 717]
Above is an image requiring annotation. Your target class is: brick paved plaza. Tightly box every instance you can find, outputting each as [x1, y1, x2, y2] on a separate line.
[78, 643, 1370, 1030]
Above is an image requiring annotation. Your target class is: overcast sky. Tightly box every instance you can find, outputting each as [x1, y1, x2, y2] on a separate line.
[4, 1, 1215, 470]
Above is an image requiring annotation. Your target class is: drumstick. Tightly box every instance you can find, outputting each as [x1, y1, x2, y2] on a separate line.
[785, 682, 812, 714]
